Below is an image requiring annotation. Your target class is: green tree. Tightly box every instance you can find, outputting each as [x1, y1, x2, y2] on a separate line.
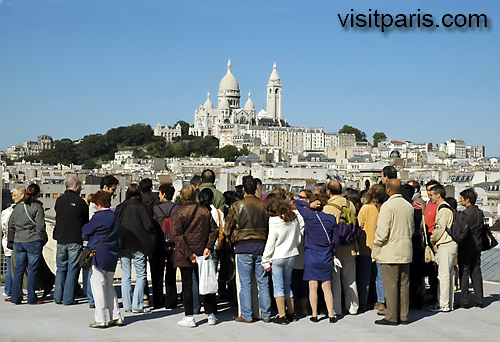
[240, 145, 250, 156]
[214, 145, 242, 162]
[338, 125, 367, 142]
[173, 120, 191, 136]
[82, 158, 98, 170]
[372, 132, 387, 147]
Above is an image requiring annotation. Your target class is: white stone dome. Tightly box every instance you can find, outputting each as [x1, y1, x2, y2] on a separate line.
[257, 109, 268, 117]
[219, 96, 230, 109]
[219, 59, 239, 91]
[204, 92, 213, 109]
[244, 92, 255, 110]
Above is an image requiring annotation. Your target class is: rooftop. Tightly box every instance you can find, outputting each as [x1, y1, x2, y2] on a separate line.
[1, 282, 498, 342]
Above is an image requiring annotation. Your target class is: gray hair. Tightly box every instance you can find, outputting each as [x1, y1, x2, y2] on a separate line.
[66, 176, 81, 189]
[11, 187, 26, 196]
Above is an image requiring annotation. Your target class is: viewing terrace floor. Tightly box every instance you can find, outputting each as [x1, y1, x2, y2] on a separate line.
[0, 281, 498, 342]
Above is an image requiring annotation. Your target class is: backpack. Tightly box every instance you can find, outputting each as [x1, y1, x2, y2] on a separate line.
[158, 204, 176, 248]
[438, 204, 468, 244]
[327, 199, 361, 245]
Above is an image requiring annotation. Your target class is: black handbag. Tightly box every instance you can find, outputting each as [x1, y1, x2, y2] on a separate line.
[481, 224, 498, 251]
[78, 247, 95, 270]
[79, 215, 116, 270]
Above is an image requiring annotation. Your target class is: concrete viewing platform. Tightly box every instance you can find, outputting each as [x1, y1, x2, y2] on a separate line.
[0, 281, 499, 342]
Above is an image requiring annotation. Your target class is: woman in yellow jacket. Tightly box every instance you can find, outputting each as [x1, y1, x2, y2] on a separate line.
[357, 184, 385, 312]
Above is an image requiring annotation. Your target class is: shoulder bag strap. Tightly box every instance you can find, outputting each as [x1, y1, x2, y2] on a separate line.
[327, 202, 342, 211]
[94, 213, 116, 252]
[316, 213, 331, 245]
[157, 204, 167, 217]
[168, 204, 176, 218]
[23, 203, 36, 225]
[216, 209, 222, 229]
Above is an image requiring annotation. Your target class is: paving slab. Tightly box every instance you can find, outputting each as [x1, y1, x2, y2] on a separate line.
[0, 282, 498, 342]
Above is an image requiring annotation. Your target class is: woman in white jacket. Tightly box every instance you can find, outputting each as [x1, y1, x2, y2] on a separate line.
[262, 194, 300, 325]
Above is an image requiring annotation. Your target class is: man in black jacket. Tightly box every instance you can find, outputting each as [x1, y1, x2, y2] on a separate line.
[458, 188, 484, 308]
[53, 176, 89, 305]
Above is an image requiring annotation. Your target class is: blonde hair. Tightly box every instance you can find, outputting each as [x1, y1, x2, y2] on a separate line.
[180, 184, 196, 202]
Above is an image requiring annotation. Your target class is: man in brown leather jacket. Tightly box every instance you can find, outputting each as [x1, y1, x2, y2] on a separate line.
[224, 176, 270, 323]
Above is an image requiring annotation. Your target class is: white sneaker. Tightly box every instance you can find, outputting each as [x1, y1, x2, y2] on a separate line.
[208, 314, 217, 325]
[177, 316, 196, 327]
[132, 307, 151, 313]
[428, 305, 451, 312]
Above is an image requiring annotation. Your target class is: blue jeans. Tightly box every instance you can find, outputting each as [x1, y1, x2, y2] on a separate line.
[54, 243, 82, 304]
[192, 271, 201, 314]
[356, 255, 372, 305]
[121, 251, 147, 311]
[375, 262, 385, 304]
[12, 240, 43, 304]
[83, 269, 94, 305]
[271, 256, 295, 298]
[237, 254, 271, 320]
[4, 256, 12, 296]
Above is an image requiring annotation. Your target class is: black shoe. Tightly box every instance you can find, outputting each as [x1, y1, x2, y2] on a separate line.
[64, 300, 78, 305]
[475, 304, 484, 308]
[273, 316, 289, 325]
[329, 316, 338, 323]
[399, 320, 408, 325]
[375, 319, 398, 326]
[55, 301, 63, 305]
[310, 316, 319, 323]
[285, 313, 297, 322]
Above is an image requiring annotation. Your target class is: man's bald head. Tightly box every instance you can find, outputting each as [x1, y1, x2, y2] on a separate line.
[386, 179, 401, 197]
[66, 176, 82, 194]
[327, 180, 342, 197]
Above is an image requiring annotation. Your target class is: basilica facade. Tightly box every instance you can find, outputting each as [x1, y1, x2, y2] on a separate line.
[188, 60, 287, 139]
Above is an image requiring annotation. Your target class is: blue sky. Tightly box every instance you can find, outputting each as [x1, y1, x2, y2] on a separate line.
[0, 0, 499, 156]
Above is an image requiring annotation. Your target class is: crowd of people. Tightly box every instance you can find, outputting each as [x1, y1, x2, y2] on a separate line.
[1, 166, 491, 328]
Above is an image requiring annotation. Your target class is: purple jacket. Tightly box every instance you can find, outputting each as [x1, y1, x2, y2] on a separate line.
[294, 200, 339, 256]
[82, 209, 120, 272]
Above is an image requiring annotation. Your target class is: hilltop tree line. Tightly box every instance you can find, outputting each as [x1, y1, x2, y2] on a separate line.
[13, 123, 386, 168]
[16, 122, 249, 168]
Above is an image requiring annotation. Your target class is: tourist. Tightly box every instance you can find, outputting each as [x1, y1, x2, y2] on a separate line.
[356, 184, 385, 312]
[82, 190, 122, 328]
[173, 185, 218, 327]
[199, 169, 225, 211]
[198, 188, 226, 297]
[115, 184, 156, 313]
[458, 188, 485, 308]
[291, 189, 311, 317]
[8, 183, 47, 305]
[428, 184, 458, 312]
[85, 174, 119, 308]
[225, 176, 271, 323]
[294, 193, 338, 323]
[152, 183, 180, 309]
[373, 179, 414, 325]
[53, 176, 89, 306]
[402, 183, 426, 310]
[423, 180, 440, 305]
[262, 193, 300, 324]
[324, 180, 359, 316]
[1, 187, 25, 302]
